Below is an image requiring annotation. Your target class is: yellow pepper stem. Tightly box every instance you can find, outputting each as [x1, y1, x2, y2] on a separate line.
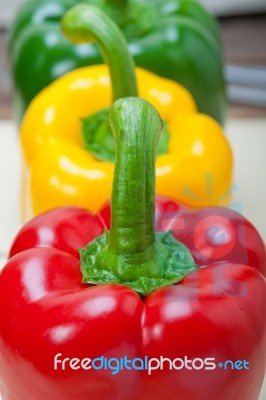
[61, 4, 138, 101]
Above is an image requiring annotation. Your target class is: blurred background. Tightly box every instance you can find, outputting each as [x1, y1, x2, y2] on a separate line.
[0, 0, 266, 118]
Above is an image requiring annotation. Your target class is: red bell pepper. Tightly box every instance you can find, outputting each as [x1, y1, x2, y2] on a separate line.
[0, 98, 265, 400]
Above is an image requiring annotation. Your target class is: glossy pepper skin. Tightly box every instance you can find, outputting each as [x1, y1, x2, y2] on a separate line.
[20, 5, 232, 221]
[9, 0, 226, 124]
[0, 98, 265, 400]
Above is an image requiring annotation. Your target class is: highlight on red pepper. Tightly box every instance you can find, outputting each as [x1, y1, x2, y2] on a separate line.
[20, 4, 233, 220]
[1, 98, 265, 400]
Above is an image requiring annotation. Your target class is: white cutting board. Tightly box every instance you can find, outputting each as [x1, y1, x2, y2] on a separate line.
[0, 119, 265, 399]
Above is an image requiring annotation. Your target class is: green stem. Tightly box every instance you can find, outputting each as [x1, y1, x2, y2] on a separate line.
[109, 97, 162, 255]
[61, 4, 138, 101]
[79, 98, 197, 296]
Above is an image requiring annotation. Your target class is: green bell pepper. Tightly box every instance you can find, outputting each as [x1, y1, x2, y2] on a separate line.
[9, 0, 226, 123]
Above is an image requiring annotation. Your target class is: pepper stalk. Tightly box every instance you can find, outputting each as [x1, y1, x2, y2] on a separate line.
[62, 4, 138, 102]
[80, 97, 197, 296]
[62, 4, 169, 162]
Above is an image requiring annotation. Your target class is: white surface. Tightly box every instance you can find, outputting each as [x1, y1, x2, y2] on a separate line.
[225, 118, 266, 242]
[0, 121, 20, 261]
[0, 119, 265, 398]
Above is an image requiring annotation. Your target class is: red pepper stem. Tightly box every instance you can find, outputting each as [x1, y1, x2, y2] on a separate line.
[108, 97, 163, 254]
[79, 98, 197, 295]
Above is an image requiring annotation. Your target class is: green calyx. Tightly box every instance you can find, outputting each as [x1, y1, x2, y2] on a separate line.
[81, 231, 197, 296]
[62, 4, 170, 162]
[80, 97, 197, 296]
[90, 0, 159, 38]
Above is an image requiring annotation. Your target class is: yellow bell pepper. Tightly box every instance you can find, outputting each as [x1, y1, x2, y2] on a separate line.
[20, 5, 233, 220]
